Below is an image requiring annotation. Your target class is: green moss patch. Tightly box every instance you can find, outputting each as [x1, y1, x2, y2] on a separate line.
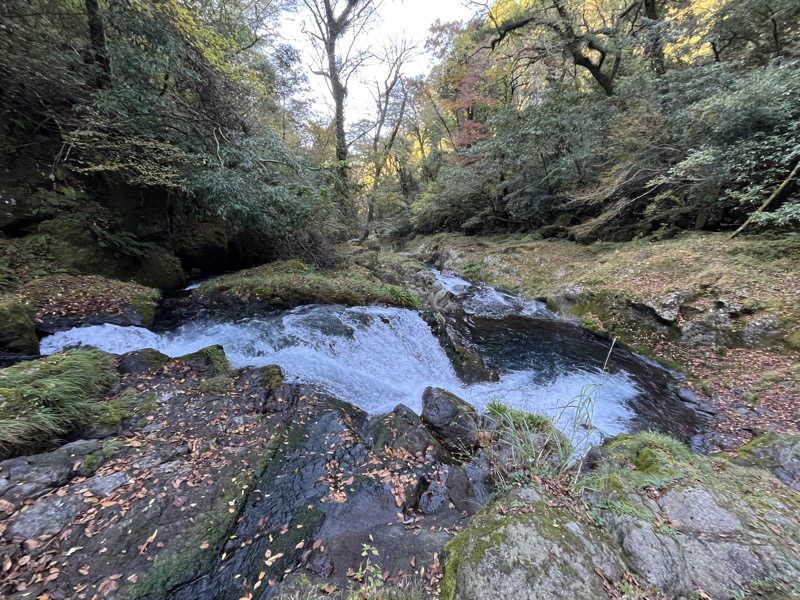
[177, 345, 231, 375]
[196, 259, 420, 309]
[260, 364, 285, 389]
[0, 349, 119, 456]
[0, 299, 39, 354]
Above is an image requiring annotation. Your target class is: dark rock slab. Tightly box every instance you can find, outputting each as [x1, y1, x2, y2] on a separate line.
[421, 387, 480, 455]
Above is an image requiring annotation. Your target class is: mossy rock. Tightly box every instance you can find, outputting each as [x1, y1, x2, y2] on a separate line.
[441, 488, 624, 600]
[118, 348, 170, 375]
[131, 245, 185, 290]
[785, 330, 800, 351]
[260, 364, 285, 390]
[18, 274, 161, 332]
[175, 222, 229, 272]
[38, 216, 185, 290]
[177, 345, 231, 375]
[198, 375, 233, 395]
[0, 300, 39, 354]
[195, 259, 420, 309]
[735, 432, 800, 490]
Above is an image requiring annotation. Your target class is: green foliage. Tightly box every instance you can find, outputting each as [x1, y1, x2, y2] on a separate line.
[404, 0, 800, 240]
[0, 349, 119, 456]
[1, 0, 343, 264]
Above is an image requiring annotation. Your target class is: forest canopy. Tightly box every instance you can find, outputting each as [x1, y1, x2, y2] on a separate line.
[1, 0, 798, 261]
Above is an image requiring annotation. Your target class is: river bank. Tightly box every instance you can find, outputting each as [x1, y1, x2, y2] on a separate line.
[399, 232, 800, 452]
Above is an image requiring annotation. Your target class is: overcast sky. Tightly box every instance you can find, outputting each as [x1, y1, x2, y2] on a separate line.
[282, 0, 477, 123]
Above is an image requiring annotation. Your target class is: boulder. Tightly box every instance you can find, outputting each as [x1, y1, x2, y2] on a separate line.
[441, 487, 625, 600]
[118, 348, 170, 375]
[0, 300, 38, 357]
[735, 432, 800, 491]
[367, 403, 449, 462]
[421, 387, 480, 455]
[176, 345, 231, 376]
[443, 433, 800, 600]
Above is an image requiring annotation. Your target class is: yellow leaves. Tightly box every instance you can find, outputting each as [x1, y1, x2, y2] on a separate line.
[138, 529, 158, 555]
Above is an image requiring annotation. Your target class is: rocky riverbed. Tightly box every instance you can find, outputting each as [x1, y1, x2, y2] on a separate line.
[1, 238, 799, 599]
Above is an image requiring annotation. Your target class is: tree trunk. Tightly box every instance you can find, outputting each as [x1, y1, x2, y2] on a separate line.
[730, 160, 800, 239]
[85, 0, 110, 87]
[643, 0, 666, 75]
[326, 37, 349, 185]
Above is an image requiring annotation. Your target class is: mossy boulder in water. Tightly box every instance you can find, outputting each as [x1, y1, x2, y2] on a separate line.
[0, 300, 38, 356]
[177, 345, 231, 376]
[194, 259, 420, 310]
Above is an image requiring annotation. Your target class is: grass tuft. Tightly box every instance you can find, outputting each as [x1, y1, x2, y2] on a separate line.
[0, 349, 119, 457]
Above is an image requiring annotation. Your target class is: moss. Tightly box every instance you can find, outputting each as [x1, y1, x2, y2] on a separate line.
[196, 259, 420, 309]
[84, 453, 98, 472]
[736, 432, 784, 471]
[260, 364, 285, 389]
[785, 330, 800, 350]
[0, 349, 119, 456]
[131, 245, 186, 290]
[177, 345, 231, 375]
[441, 509, 506, 600]
[591, 432, 693, 491]
[486, 401, 554, 433]
[96, 389, 157, 429]
[197, 375, 233, 395]
[128, 288, 161, 327]
[0, 300, 38, 354]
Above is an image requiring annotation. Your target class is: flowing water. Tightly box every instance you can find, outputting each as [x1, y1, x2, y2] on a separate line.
[40, 270, 702, 448]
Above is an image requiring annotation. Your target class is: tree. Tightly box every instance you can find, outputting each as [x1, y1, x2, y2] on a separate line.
[363, 40, 413, 235]
[301, 0, 379, 181]
[476, 0, 672, 96]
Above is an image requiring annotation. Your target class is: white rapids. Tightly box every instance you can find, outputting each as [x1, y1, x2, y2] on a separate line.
[42, 303, 638, 449]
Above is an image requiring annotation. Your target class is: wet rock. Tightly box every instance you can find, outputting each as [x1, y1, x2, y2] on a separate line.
[118, 348, 170, 374]
[735, 432, 800, 491]
[419, 465, 476, 515]
[421, 387, 480, 455]
[425, 313, 497, 383]
[367, 403, 448, 462]
[464, 449, 492, 505]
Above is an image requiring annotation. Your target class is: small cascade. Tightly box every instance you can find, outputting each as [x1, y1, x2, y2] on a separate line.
[41, 266, 701, 447]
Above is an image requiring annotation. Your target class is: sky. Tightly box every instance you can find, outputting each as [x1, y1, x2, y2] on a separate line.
[282, 0, 477, 124]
